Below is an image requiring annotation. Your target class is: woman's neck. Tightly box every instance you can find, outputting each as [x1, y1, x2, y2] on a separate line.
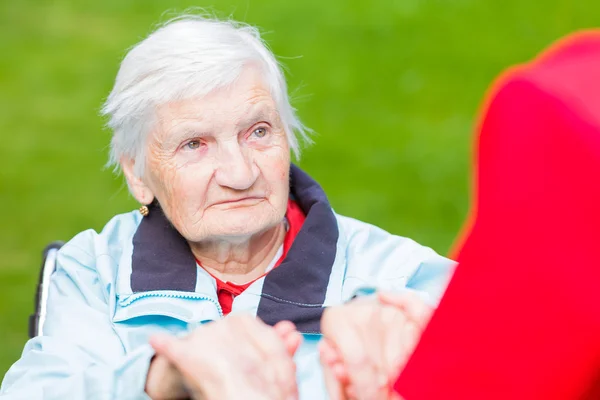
[189, 221, 286, 284]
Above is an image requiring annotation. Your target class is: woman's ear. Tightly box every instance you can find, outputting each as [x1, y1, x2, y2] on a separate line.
[121, 157, 155, 205]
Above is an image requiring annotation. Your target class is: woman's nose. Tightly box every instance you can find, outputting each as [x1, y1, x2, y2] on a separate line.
[214, 144, 259, 191]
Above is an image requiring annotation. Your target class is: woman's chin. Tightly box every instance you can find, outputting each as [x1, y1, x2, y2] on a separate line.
[203, 209, 280, 239]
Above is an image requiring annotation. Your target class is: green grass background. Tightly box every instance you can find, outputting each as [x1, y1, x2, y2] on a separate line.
[0, 0, 597, 376]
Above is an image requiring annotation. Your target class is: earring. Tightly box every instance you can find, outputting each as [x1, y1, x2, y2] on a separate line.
[139, 205, 149, 217]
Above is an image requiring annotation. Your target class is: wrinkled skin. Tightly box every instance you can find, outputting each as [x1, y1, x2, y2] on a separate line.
[320, 292, 433, 400]
[122, 64, 432, 400]
[147, 317, 302, 400]
[122, 65, 291, 283]
[123, 65, 297, 399]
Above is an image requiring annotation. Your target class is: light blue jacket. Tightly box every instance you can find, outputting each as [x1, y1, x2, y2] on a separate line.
[1, 166, 454, 399]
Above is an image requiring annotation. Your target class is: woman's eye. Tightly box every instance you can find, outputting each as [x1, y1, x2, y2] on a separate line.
[252, 127, 267, 138]
[185, 140, 201, 150]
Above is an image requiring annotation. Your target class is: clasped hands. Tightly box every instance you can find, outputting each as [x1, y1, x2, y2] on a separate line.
[146, 292, 432, 400]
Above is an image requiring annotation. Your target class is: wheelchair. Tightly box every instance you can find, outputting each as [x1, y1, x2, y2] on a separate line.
[28, 241, 64, 338]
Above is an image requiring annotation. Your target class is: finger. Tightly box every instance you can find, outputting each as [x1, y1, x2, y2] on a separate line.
[318, 339, 337, 364]
[319, 342, 348, 400]
[378, 291, 434, 330]
[204, 323, 279, 399]
[274, 320, 297, 337]
[283, 331, 303, 356]
[150, 334, 187, 365]
[239, 316, 298, 399]
[150, 333, 211, 399]
[363, 303, 393, 399]
[323, 307, 385, 400]
[318, 339, 348, 384]
[367, 301, 389, 376]
[274, 321, 303, 356]
[145, 350, 189, 400]
[149, 333, 176, 354]
[329, 301, 388, 400]
[380, 305, 412, 380]
[395, 320, 420, 370]
[214, 317, 285, 399]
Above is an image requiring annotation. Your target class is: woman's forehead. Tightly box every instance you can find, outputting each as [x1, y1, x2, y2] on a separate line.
[157, 97, 277, 129]
[160, 67, 276, 117]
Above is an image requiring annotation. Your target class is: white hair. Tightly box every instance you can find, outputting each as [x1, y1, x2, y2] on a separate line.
[101, 14, 310, 177]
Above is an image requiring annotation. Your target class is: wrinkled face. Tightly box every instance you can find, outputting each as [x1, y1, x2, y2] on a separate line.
[125, 66, 291, 243]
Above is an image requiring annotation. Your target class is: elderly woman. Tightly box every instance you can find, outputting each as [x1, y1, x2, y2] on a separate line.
[1, 15, 454, 400]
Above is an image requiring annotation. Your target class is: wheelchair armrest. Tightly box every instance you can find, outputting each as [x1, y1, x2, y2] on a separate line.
[29, 241, 64, 338]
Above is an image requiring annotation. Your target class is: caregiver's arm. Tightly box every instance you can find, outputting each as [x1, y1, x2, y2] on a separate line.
[0, 235, 162, 400]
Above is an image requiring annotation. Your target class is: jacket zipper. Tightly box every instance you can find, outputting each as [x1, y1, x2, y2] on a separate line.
[119, 291, 224, 317]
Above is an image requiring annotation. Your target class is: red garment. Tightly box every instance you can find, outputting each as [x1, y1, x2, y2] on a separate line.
[395, 32, 600, 399]
[198, 199, 305, 315]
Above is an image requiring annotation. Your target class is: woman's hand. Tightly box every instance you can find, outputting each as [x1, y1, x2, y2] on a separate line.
[146, 316, 302, 400]
[145, 351, 189, 399]
[319, 292, 433, 400]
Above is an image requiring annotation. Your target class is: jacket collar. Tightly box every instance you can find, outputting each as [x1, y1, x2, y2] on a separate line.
[129, 164, 338, 332]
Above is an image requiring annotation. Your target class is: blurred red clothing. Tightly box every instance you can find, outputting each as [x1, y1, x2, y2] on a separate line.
[395, 32, 600, 399]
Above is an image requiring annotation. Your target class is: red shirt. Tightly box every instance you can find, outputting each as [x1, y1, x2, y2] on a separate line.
[395, 31, 600, 400]
[197, 199, 305, 315]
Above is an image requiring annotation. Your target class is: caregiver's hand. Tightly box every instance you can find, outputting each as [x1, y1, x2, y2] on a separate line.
[319, 292, 433, 400]
[146, 316, 302, 400]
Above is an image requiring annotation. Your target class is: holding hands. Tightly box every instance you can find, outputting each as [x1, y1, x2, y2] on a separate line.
[146, 316, 302, 400]
[319, 292, 433, 400]
[145, 292, 432, 400]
